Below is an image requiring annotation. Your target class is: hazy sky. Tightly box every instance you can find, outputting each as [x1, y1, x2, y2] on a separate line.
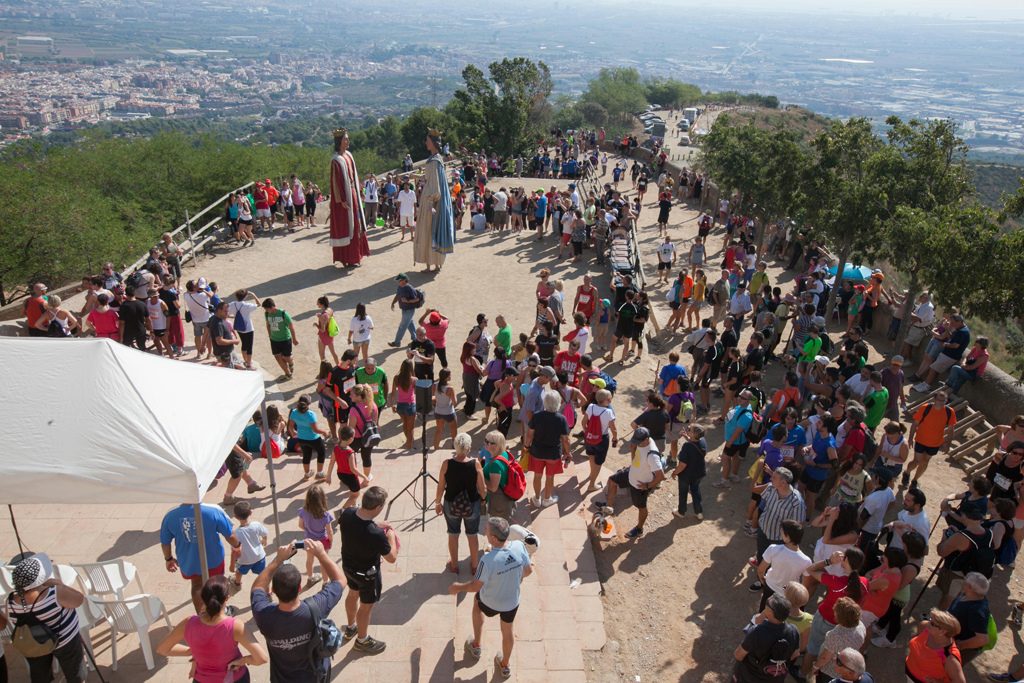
[632, 0, 1024, 20]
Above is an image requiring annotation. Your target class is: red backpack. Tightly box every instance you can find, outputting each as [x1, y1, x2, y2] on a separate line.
[494, 452, 526, 501]
[585, 407, 609, 446]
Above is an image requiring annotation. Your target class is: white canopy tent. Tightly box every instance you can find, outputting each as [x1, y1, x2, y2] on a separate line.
[0, 337, 277, 577]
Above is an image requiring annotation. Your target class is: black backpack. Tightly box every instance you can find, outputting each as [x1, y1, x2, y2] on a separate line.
[305, 597, 342, 683]
[949, 527, 996, 578]
[413, 288, 426, 308]
[124, 270, 145, 293]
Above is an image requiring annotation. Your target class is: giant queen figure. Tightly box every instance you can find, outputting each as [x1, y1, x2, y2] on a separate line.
[412, 128, 455, 272]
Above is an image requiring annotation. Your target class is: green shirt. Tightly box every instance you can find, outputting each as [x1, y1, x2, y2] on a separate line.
[355, 366, 388, 407]
[483, 453, 509, 493]
[864, 387, 889, 430]
[749, 271, 770, 297]
[494, 326, 512, 355]
[265, 309, 293, 342]
[799, 336, 822, 363]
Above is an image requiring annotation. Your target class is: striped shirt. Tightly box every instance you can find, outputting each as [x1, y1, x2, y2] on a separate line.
[7, 586, 80, 648]
[759, 486, 806, 541]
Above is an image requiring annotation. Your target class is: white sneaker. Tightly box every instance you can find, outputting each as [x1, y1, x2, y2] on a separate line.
[543, 495, 559, 507]
[870, 635, 897, 648]
[913, 382, 931, 393]
[530, 496, 543, 508]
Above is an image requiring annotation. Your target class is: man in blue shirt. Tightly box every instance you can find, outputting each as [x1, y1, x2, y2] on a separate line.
[715, 390, 754, 489]
[659, 352, 687, 397]
[388, 273, 420, 347]
[449, 516, 532, 680]
[533, 191, 548, 236]
[160, 503, 238, 612]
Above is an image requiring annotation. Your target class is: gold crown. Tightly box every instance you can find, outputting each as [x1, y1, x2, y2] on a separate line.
[427, 128, 443, 138]
[332, 128, 348, 141]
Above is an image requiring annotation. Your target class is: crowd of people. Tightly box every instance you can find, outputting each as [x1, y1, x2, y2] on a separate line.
[6, 127, 1022, 683]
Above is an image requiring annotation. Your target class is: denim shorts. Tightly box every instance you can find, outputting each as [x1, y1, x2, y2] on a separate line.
[443, 499, 481, 535]
[397, 402, 417, 416]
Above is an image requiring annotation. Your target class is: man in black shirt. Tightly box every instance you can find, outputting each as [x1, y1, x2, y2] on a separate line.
[408, 326, 436, 380]
[208, 301, 239, 367]
[118, 289, 150, 351]
[339, 486, 398, 654]
[720, 315, 739, 352]
[745, 332, 766, 376]
[535, 322, 558, 366]
[671, 424, 708, 519]
[326, 349, 358, 424]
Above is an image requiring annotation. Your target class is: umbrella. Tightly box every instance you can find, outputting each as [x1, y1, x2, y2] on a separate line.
[827, 264, 873, 282]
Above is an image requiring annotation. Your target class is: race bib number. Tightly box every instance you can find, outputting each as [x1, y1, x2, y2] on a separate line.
[342, 377, 356, 393]
[578, 294, 591, 304]
[994, 472, 1013, 492]
[780, 446, 795, 462]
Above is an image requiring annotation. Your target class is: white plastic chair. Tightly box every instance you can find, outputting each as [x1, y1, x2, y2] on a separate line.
[57, 564, 104, 664]
[97, 593, 172, 670]
[71, 559, 143, 600]
[0, 564, 14, 598]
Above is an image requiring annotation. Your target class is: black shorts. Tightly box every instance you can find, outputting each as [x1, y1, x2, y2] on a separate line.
[914, 443, 940, 456]
[343, 565, 382, 604]
[800, 471, 828, 493]
[306, 202, 316, 217]
[585, 435, 610, 465]
[338, 473, 361, 493]
[270, 338, 292, 357]
[724, 442, 749, 458]
[700, 365, 720, 388]
[476, 594, 519, 623]
[285, 206, 294, 220]
[226, 451, 246, 479]
[609, 467, 651, 509]
[657, 262, 672, 271]
[239, 330, 254, 355]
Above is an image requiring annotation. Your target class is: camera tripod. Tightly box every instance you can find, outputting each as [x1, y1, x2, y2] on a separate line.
[386, 399, 438, 531]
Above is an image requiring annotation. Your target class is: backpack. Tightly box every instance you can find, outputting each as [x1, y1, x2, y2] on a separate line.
[305, 597, 341, 683]
[124, 270, 145, 293]
[413, 288, 426, 308]
[596, 371, 617, 394]
[746, 627, 798, 678]
[585, 407, 609, 446]
[494, 452, 527, 501]
[10, 592, 57, 658]
[745, 410, 766, 444]
[987, 518, 1019, 567]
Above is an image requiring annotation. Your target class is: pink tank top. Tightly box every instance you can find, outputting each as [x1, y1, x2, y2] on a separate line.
[184, 615, 244, 683]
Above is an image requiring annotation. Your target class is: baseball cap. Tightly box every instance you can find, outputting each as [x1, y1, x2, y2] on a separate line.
[891, 355, 905, 365]
[539, 366, 556, 379]
[631, 427, 651, 443]
[395, 273, 409, 281]
[429, 311, 441, 323]
[814, 355, 830, 366]
[812, 316, 827, 328]
[588, 377, 607, 389]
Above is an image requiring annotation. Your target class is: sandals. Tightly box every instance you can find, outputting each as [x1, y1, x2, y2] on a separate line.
[446, 561, 459, 574]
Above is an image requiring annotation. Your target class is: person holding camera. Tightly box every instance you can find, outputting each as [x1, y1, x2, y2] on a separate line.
[251, 539, 343, 682]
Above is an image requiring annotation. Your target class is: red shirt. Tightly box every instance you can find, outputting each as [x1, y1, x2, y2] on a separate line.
[574, 285, 598, 317]
[817, 572, 868, 624]
[24, 295, 46, 328]
[254, 186, 269, 210]
[333, 446, 355, 475]
[554, 351, 581, 385]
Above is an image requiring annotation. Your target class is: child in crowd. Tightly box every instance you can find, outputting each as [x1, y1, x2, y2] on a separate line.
[325, 425, 368, 509]
[297, 485, 333, 587]
[230, 501, 268, 589]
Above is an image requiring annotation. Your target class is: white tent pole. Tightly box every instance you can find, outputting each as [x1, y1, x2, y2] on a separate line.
[194, 504, 210, 583]
[261, 399, 282, 541]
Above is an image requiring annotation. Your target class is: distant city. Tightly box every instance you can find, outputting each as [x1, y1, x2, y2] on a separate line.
[1, 0, 1022, 157]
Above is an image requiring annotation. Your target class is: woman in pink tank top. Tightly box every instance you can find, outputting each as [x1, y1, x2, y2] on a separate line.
[157, 576, 267, 682]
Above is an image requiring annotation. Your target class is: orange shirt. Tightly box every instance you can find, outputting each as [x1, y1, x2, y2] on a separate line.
[913, 403, 956, 448]
[682, 276, 694, 299]
[905, 631, 960, 683]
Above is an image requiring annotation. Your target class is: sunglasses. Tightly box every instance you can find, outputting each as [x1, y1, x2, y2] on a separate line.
[834, 654, 849, 670]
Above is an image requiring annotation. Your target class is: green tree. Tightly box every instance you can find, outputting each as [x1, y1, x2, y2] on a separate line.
[579, 67, 647, 123]
[701, 120, 807, 251]
[876, 117, 975, 348]
[577, 101, 609, 127]
[802, 118, 891, 320]
[444, 58, 552, 156]
[644, 79, 701, 108]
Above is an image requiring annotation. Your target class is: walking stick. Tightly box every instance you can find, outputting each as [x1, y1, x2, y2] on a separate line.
[906, 557, 944, 617]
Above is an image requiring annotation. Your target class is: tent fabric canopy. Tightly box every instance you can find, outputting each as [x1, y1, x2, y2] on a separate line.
[0, 338, 264, 505]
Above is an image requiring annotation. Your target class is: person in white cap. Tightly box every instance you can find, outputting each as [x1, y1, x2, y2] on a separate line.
[5, 553, 87, 681]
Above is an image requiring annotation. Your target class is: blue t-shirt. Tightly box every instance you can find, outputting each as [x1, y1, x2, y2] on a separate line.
[476, 540, 531, 612]
[807, 434, 836, 481]
[659, 364, 687, 395]
[241, 423, 262, 455]
[759, 439, 784, 474]
[159, 504, 233, 577]
[534, 196, 548, 218]
[289, 408, 320, 441]
[725, 407, 753, 445]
